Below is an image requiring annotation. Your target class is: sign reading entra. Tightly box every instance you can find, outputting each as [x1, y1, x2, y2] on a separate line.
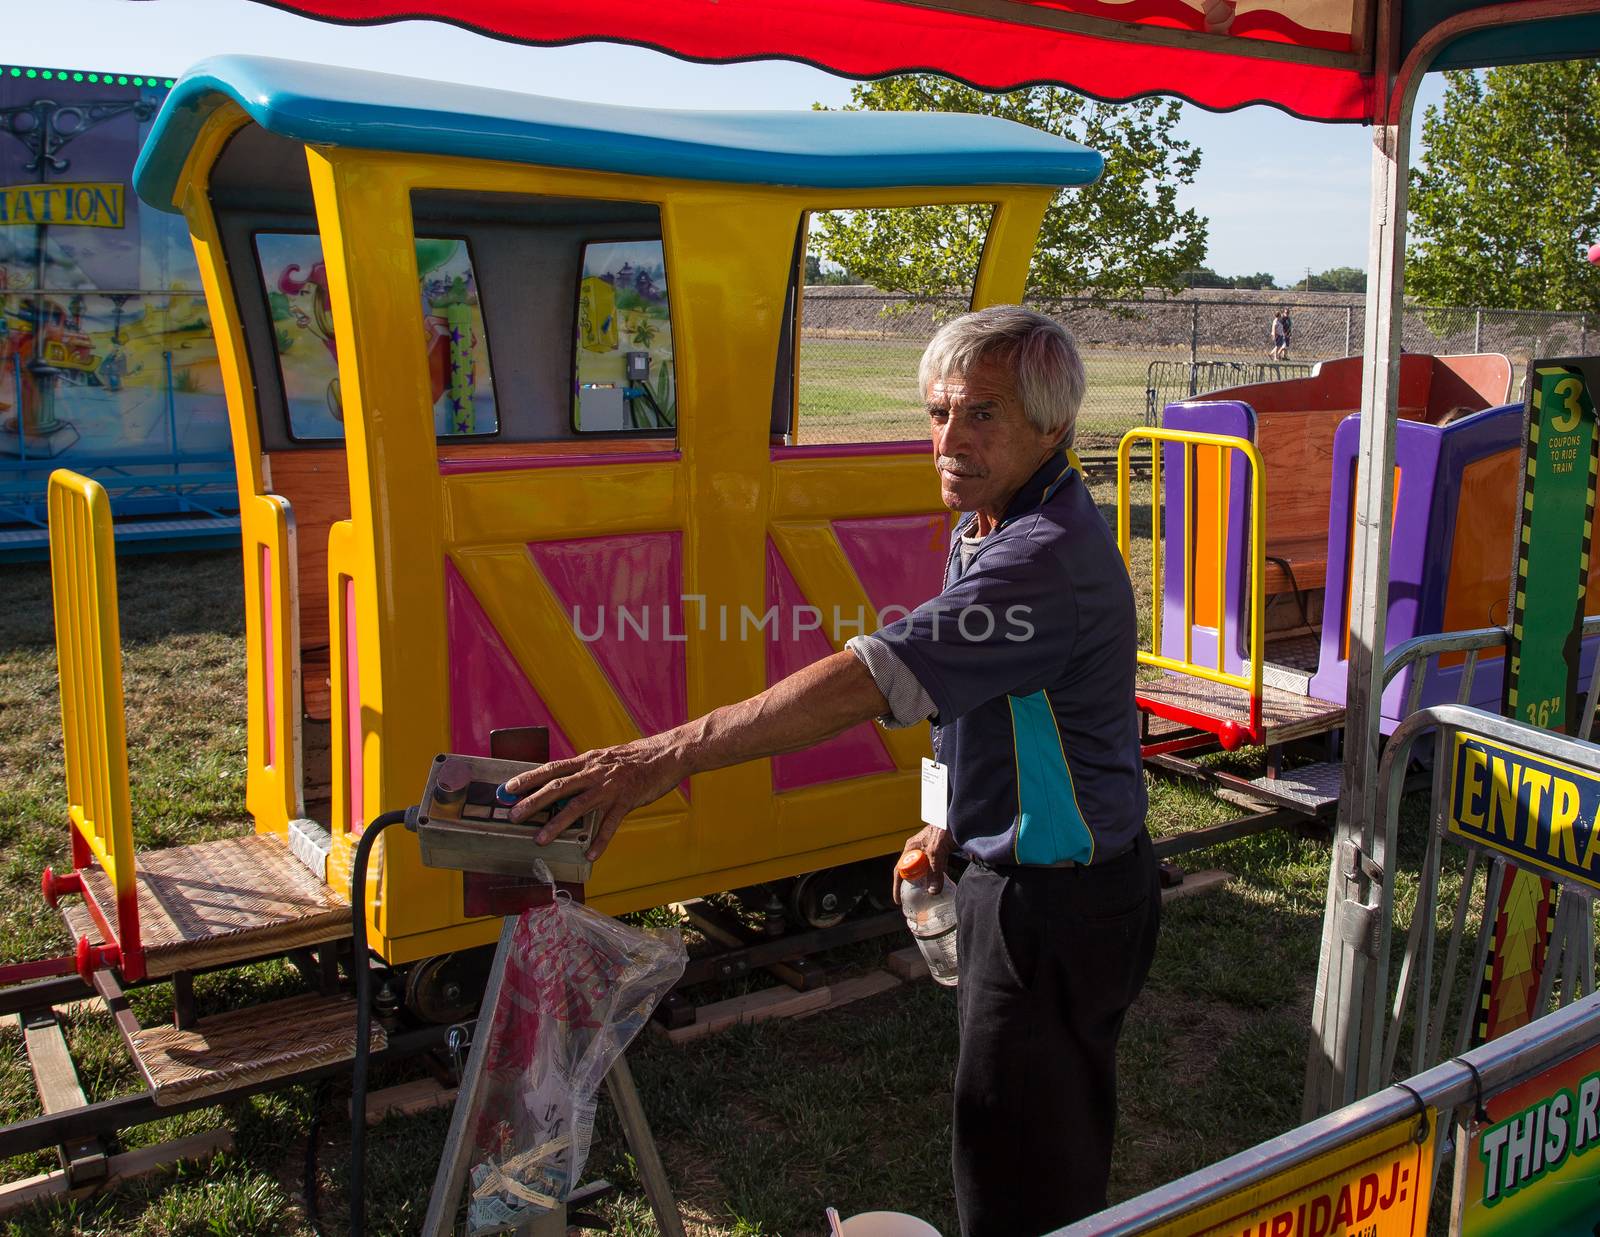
[1448, 732, 1600, 894]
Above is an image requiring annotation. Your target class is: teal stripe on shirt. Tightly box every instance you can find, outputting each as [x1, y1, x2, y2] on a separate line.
[1007, 690, 1095, 865]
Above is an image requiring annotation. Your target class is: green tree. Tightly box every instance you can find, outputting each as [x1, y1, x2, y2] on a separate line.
[1409, 63, 1600, 313]
[1182, 265, 1232, 289]
[1230, 272, 1279, 290]
[812, 76, 1208, 302]
[1308, 267, 1365, 293]
[803, 254, 864, 285]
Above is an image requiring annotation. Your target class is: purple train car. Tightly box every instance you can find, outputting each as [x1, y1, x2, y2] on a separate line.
[1136, 353, 1557, 807]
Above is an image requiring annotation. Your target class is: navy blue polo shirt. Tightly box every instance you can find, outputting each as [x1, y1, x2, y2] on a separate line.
[868, 451, 1147, 866]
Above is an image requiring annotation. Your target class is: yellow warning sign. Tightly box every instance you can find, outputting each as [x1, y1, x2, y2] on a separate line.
[1144, 1110, 1436, 1237]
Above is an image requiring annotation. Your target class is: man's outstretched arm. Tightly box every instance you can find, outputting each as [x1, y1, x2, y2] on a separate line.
[501, 650, 890, 861]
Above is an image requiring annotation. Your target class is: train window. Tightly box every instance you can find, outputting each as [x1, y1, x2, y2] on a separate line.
[572, 240, 676, 433]
[252, 232, 499, 441]
[790, 205, 993, 445]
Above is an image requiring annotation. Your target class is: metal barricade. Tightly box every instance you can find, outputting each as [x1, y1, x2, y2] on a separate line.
[1073, 690, 1600, 1236]
[41, 470, 142, 980]
[1052, 987, 1600, 1235]
[1317, 694, 1600, 1105]
[1306, 619, 1600, 1111]
[1381, 618, 1600, 744]
[1144, 360, 1194, 424]
[1143, 359, 1315, 425]
[1383, 706, 1599, 1072]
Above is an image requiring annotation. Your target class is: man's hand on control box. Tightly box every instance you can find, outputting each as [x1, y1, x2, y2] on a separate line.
[501, 650, 891, 863]
[503, 735, 688, 862]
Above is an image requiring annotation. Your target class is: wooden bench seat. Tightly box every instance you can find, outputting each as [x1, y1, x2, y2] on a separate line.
[1264, 535, 1327, 597]
[1197, 353, 1511, 611]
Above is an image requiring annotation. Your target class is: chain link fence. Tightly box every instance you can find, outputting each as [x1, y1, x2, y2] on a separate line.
[794, 288, 1599, 449]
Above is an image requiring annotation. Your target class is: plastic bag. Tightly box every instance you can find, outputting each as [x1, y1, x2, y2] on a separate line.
[463, 896, 686, 1236]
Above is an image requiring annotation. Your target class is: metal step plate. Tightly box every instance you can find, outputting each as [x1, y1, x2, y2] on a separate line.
[1262, 661, 1313, 695]
[288, 817, 332, 880]
[1247, 760, 1343, 812]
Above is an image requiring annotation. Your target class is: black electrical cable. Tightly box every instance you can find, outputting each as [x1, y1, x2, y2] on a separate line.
[303, 1080, 331, 1236]
[641, 384, 672, 429]
[349, 807, 412, 1237]
[1265, 553, 1314, 630]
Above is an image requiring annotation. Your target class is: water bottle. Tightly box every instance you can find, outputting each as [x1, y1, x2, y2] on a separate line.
[897, 849, 958, 987]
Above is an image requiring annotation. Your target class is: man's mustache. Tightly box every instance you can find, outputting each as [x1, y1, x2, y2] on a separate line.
[938, 458, 985, 478]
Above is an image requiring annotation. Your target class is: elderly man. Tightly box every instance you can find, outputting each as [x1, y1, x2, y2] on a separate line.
[505, 305, 1159, 1235]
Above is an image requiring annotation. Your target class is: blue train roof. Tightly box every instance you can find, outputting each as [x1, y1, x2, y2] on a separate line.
[134, 56, 1103, 212]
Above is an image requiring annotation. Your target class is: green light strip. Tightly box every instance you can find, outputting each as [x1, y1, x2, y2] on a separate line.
[1, 64, 176, 89]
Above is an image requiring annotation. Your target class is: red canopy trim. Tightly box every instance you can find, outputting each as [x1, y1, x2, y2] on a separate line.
[246, 0, 1376, 121]
[989, 0, 1357, 53]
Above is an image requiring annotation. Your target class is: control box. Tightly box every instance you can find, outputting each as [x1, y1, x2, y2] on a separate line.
[415, 754, 597, 884]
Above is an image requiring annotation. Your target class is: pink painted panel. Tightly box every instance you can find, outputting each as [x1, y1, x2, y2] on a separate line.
[766, 540, 895, 790]
[444, 561, 577, 759]
[345, 576, 363, 834]
[527, 533, 687, 737]
[261, 546, 276, 770]
[834, 514, 950, 621]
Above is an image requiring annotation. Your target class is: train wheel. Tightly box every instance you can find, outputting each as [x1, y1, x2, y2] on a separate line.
[788, 869, 861, 930]
[403, 949, 493, 1024]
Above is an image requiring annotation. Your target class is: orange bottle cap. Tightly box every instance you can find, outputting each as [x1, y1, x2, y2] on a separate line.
[896, 849, 931, 881]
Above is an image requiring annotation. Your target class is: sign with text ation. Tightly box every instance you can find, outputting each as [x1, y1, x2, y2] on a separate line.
[0, 182, 125, 228]
[1145, 1111, 1436, 1237]
[1449, 732, 1600, 895]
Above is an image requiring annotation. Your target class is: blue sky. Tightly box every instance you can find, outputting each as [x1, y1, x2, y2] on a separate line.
[13, 0, 1448, 288]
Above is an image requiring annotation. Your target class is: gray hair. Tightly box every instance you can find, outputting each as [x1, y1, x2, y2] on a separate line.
[918, 305, 1086, 446]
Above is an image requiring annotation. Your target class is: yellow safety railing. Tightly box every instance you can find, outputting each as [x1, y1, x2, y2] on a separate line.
[46, 470, 139, 972]
[326, 518, 361, 852]
[1116, 428, 1266, 709]
[240, 491, 301, 834]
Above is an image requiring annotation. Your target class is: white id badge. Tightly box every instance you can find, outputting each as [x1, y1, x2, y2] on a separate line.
[920, 757, 949, 830]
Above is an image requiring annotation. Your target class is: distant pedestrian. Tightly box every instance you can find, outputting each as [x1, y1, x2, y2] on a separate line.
[1270, 309, 1291, 361]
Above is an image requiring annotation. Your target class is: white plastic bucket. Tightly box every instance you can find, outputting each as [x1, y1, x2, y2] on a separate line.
[838, 1212, 942, 1237]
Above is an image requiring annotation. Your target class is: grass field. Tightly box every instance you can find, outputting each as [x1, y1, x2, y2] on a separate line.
[0, 478, 1448, 1237]
[795, 338, 1160, 447]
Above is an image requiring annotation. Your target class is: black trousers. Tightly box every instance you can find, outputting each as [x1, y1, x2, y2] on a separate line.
[952, 833, 1161, 1237]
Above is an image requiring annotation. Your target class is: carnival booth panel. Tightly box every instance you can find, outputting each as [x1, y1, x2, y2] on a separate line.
[0, 67, 237, 559]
